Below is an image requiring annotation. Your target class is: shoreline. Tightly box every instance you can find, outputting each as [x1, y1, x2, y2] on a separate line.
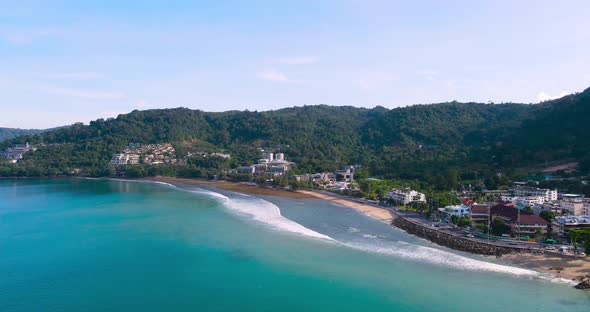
[503, 253, 590, 282]
[149, 176, 589, 286]
[147, 176, 316, 198]
[148, 177, 394, 222]
[296, 190, 395, 223]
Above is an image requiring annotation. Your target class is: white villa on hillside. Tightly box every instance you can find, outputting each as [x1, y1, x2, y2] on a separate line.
[386, 188, 426, 205]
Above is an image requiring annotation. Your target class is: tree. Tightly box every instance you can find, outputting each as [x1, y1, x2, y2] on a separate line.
[539, 210, 555, 223]
[491, 217, 510, 236]
[457, 216, 471, 228]
[125, 166, 146, 178]
[534, 228, 544, 241]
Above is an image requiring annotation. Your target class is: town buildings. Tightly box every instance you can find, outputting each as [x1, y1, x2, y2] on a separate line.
[0, 143, 34, 163]
[497, 186, 558, 208]
[440, 204, 470, 218]
[386, 188, 426, 205]
[511, 185, 558, 201]
[110, 143, 180, 166]
[553, 215, 590, 236]
[560, 197, 586, 216]
[489, 204, 549, 237]
[533, 202, 562, 216]
[237, 152, 295, 177]
[335, 166, 355, 182]
[469, 204, 492, 223]
[110, 154, 140, 166]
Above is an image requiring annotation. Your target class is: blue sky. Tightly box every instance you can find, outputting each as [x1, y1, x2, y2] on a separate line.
[1, 0, 590, 128]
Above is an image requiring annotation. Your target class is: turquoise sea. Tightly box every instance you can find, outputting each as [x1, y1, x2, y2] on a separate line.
[1, 178, 588, 311]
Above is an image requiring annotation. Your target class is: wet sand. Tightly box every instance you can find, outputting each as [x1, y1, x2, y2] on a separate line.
[504, 253, 590, 282]
[296, 190, 394, 223]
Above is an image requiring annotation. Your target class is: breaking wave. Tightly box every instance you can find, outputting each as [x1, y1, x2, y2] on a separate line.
[174, 185, 334, 242]
[344, 241, 540, 277]
[222, 196, 335, 241]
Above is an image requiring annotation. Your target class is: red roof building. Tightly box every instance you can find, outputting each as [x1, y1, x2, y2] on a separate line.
[490, 204, 548, 237]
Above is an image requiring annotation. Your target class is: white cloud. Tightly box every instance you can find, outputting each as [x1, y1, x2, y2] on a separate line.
[537, 91, 571, 102]
[41, 86, 125, 100]
[257, 68, 296, 83]
[41, 72, 101, 80]
[272, 56, 319, 65]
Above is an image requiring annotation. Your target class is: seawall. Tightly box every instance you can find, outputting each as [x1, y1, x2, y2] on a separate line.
[391, 216, 538, 257]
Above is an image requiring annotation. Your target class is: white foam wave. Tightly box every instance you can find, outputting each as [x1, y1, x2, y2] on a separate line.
[135, 181, 332, 241]
[347, 227, 360, 233]
[547, 277, 578, 286]
[104, 178, 179, 189]
[361, 234, 378, 239]
[147, 181, 178, 188]
[344, 241, 539, 277]
[185, 188, 229, 200]
[222, 197, 334, 241]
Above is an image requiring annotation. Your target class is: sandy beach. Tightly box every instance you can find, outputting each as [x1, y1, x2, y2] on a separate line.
[296, 190, 394, 223]
[504, 253, 590, 281]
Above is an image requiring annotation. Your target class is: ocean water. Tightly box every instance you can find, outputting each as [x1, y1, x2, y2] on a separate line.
[0, 179, 588, 311]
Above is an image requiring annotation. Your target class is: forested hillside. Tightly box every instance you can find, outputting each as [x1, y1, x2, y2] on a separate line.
[1, 86, 589, 186]
[0, 128, 43, 142]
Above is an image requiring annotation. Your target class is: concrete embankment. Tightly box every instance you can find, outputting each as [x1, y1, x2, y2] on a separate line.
[392, 217, 535, 256]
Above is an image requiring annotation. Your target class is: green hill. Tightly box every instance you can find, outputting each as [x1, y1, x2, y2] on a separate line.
[0, 128, 43, 142]
[2, 86, 589, 187]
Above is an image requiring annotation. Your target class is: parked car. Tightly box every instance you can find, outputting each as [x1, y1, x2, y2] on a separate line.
[465, 233, 475, 238]
[544, 246, 556, 251]
[559, 246, 569, 253]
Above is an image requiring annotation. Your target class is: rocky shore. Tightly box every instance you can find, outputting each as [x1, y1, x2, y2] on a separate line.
[391, 216, 530, 256]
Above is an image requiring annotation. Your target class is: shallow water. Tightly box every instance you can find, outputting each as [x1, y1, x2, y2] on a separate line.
[1, 178, 588, 311]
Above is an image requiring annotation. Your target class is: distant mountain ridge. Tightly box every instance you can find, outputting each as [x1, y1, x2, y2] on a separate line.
[1, 86, 589, 182]
[0, 128, 43, 142]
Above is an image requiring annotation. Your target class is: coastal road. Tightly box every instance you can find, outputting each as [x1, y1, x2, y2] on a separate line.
[313, 190, 552, 253]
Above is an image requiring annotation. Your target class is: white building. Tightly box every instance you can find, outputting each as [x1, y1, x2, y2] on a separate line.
[533, 202, 562, 215]
[262, 152, 274, 161]
[386, 188, 426, 205]
[515, 196, 545, 207]
[128, 154, 140, 165]
[501, 195, 545, 207]
[110, 153, 140, 166]
[211, 153, 231, 159]
[237, 166, 255, 174]
[511, 186, 557, 201]
[440, 205, 470, 218]
[110, 154, 129, 166]
[241, 152, 295, 176]
[560, 198, 585, 216]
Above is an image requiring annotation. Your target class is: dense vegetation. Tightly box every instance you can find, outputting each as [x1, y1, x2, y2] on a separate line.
[1, 86, 589, 192]
[0, 128, 43, 142]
